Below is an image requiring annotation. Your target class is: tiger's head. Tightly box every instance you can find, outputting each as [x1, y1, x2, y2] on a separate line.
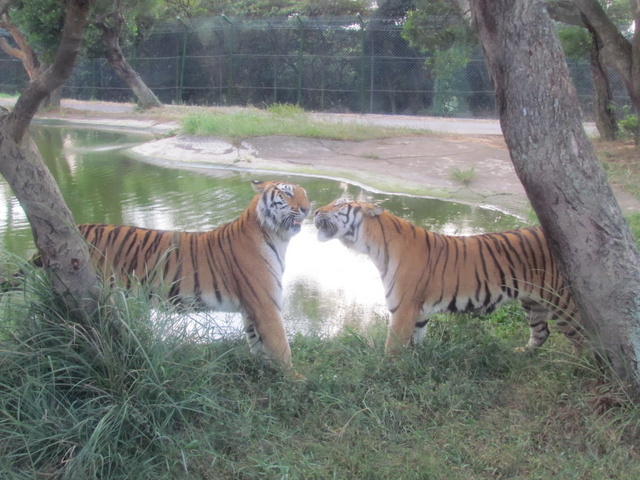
[314, 199, 384, 243]
[252, 180, 310, 239]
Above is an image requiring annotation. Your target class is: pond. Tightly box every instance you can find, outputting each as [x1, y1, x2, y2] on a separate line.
[0, 124, 526, 337]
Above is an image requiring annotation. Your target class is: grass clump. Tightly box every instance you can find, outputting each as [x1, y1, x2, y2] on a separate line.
[180, 103, 419, 142]
[450, 166, 476, 186]
[2, 274, 640, 479]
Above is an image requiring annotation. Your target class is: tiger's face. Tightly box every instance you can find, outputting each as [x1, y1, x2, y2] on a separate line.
[252, 180, 310, 239]
[314, 199, 383, 242]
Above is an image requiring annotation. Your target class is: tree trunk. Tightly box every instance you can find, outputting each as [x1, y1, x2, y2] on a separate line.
[534, 1, 620, 140]
[589, 28, 617, 141]
[572, 0, 640, 144]
[0, 0, 99, 320]
[0, 120, 99, 314]
[468, 0, 640, 392]
[99, 4, 162, 110]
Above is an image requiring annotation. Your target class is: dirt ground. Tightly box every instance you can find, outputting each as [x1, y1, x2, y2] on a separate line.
[3, 97, 638, 218]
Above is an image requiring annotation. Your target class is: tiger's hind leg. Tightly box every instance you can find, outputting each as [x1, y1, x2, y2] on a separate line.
[551, 307, 584, 355]
[243, 320, 264, 356]
[520, 298, 551, 350]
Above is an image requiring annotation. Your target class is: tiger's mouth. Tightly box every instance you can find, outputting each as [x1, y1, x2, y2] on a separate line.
[291, 218, 303, 233]
[314, 215, 338, 241]
[283, 213, 307, 235]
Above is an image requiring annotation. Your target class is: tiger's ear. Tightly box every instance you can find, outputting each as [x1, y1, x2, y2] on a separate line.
[251, 180, 266, 193]
[363, 204, 384, 217]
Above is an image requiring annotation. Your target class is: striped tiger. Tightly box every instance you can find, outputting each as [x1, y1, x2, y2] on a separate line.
[33, 181, 309, 367]
[313, 199, 583, 356]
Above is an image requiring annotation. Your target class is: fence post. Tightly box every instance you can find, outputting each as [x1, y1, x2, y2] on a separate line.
[222, 15, 236, 105]
[369, 25, 375, 113]
[358, 14, 367, 114]
[296, 15, 305, 107]
[177, 20, 189, 105]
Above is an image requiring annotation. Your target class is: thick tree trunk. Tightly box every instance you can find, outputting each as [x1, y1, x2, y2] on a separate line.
[0, 0, 99, 320]
[0, 119, 99, 315]
[99, 4, 162, 110]
[468, 0, 640, 392]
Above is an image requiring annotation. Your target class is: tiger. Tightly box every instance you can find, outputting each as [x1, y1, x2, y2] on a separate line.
[21, 180, 310, 368]
[313, 198, 583, 356]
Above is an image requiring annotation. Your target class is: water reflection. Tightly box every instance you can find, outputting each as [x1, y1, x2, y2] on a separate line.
[0, 125, 526, 338]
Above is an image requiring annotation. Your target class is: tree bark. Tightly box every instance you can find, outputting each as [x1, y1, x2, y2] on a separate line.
[544, 1, 618, 139]
[0, 0, 99, 320]
[588, 26, 617, 141]
[98, 2, 162, 110]
[468, 0, 640, 392]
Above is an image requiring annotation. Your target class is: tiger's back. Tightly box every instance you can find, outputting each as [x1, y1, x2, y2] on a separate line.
[409, 226, 575, 318]
[79, 223, 260, 312]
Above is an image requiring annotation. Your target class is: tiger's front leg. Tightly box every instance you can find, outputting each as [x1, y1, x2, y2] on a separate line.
[242, 312, 292, 368]
[385, 302, 422, 357]
[412, 317, 430, 345]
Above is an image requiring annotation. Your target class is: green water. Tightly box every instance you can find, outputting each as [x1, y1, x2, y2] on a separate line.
[0, 124, 525, 336]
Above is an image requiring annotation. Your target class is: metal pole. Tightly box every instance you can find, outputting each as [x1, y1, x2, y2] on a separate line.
[297, 16, 305, 107]
[358, 14, 366, 114]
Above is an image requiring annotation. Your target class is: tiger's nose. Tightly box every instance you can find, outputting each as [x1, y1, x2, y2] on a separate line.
[300, 207, 309, 216]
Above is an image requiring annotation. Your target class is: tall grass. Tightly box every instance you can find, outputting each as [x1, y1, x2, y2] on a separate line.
[0, 273, 252, 479]
[2, 272, 640, 478]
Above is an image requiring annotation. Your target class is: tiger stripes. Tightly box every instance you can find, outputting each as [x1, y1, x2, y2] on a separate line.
[314, 199, 583, 356]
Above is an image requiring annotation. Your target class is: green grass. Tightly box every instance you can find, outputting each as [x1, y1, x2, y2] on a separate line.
[180, 103, 421, 142]
[450, 166, 476, 186]
[2, 272, 640, 479]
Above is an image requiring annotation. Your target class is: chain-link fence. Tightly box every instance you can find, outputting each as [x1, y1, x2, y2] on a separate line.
[0, 16, 632, 120]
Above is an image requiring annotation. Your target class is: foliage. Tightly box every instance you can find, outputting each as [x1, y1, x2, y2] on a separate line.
[557, 25, 591, 59]
[618, 112, 639, 139]
[403, 1, 476, 116]
[9, 0, 66, 63]
[162, 0, 370, 19]
[9, 0, 160, 61]
[403, 0, 473, 55]
[2, 272, 640, 478]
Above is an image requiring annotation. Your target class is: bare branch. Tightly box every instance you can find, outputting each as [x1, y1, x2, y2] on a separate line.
[0, 15, 41, 79]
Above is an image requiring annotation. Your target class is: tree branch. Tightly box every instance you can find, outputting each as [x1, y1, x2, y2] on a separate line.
[7, 0, 92, 143]
[573, 0, 632, 78]
[545, 0, 586, 26]
[0, 15, 41, 78]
